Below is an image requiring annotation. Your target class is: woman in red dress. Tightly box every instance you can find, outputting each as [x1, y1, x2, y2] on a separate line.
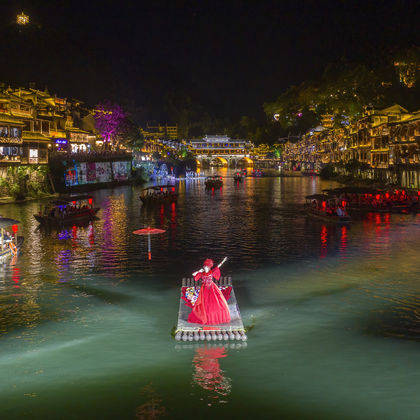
[188, 257, 231, 325]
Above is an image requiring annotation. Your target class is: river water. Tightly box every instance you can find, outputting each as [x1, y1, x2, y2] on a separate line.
[1, 169, 420, 419]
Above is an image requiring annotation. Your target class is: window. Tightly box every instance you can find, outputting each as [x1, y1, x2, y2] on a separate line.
[0, 126, 8, 137]
[41, 121, 49, 133]
[10, 127, 21, 138]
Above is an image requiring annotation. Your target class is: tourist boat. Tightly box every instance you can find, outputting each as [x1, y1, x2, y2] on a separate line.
[140, 185, 178, 205]
[233, 171, 244, 182]
[251, 169, 263, 177]
[34, 195, 99, 225]
[305, 194, 351, 223]
[0, 218, 24, 261]
[323, 187, 413, 213]
[205, 176, 223, 189]
[174, 276, 247, 342]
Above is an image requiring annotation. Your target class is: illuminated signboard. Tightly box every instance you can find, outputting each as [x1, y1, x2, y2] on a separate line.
[55, 138, 68, 145]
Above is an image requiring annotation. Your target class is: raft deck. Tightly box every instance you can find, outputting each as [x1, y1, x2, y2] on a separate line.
[175, 276, 247, 342]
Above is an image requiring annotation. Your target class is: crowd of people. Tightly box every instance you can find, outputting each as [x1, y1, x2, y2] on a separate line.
[39, 203, 92, 219]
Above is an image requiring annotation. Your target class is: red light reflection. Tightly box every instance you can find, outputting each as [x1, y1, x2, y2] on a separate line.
[320, 225, 328, 258]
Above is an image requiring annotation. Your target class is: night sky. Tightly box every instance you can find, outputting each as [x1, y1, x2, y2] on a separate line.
[1, 0, 420, 122]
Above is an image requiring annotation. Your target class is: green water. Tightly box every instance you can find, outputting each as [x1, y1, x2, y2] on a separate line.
[0, 172, 420, 419]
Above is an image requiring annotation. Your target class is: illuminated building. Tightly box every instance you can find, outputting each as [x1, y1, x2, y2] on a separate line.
[16, 12, 29, 25]
[183, 135, 253, 166]
[282, 104, 420, 187]
[394, 61, 420, 88]
[141, 123, 178, 140]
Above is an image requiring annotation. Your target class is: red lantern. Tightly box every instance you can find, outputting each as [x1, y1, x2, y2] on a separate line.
[342, 201, 346, 207]
[322, 201, 326, 208]
[385, 192, 390, 199]
[417, 191, 420, 196]
[160, 187, 163, 192]
[12, 224, 18, 233]
[88, 198, 93, 205]
[376, 194, 380, 200]
[172, 187, 175, 192]
[72, 201, 76, 205]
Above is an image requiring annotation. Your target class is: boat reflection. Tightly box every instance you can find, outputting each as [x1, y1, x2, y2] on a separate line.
[191, 344, 231, 400]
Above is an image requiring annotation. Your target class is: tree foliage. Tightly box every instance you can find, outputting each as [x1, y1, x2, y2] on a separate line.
[94, 101, 126, 147]
[263, 55, 420, 135]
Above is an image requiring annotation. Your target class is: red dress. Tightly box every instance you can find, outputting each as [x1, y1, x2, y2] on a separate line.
[187, 267, 231, 325]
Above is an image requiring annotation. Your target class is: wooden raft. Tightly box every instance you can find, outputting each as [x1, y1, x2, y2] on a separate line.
[174, 276, 247, 342]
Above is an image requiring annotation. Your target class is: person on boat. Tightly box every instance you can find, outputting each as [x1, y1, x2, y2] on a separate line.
[188, 257, 230, 325]
[336, 206, 344, 217]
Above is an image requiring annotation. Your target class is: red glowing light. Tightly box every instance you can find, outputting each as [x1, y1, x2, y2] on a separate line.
[172, 187, 175, 192]
[376, 194, 380, 200]
[11, 224, 18, 233]
[88, 198, 93, 205]
[72, 201, 76, 205]
[342, 201, 346, 207]
[160, 187, 163, 192]
[322, 201, 326, 208]
[386, 192, 390, 199]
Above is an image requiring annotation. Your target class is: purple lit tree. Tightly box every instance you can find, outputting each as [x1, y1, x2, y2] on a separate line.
[94, 101, 126, 149]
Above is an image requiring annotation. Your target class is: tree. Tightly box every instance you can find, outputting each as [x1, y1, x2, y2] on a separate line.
[94, 101, 126, 148]
[116, 118, 144, 151]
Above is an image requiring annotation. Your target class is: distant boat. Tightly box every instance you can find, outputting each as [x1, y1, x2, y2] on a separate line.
[205, 176, 223, 189]
[34, 195, 99, 225]
[305, 194, 351, 223]
[233, 171, 244, 182]
[140, 185, 178, 205]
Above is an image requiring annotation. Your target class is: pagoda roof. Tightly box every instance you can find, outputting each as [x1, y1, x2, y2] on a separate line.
[379, 104, 409, 115]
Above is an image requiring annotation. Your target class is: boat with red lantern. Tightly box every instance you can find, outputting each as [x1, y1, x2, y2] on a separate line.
[205, 176, 223, 189]
[251, 169, 264, 177]
[323, 187, 414, 213]
[233, 171, 244, 182]
[0, 218, 24, 260]
[305, 194, 351, 223]
[140, 185, 178, 205]
[33, 195, 99, 225]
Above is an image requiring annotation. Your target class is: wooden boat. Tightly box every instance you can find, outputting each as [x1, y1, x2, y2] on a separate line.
[233, 172, 244, 182]
[174, 276, 247, 342]
[305, 194, 351, 223]
[251, 169, 263, 177]
[140, 185, 178, 205]
[205, 176, 223, 189]
[34, 195, 99, 225]
[0, 218, 24, 261]
[323, 187, 413, 213]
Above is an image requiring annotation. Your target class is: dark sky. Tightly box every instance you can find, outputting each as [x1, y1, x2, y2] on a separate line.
[1, 0, 420, 122]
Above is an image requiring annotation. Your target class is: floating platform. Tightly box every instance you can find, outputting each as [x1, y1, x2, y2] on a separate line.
[175, 276, 247, 342]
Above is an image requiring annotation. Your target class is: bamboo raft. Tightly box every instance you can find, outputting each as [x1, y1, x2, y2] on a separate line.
[174, 276, 247, 342]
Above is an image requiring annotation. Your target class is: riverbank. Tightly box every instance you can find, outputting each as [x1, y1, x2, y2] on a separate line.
[0, 192, 59, 205]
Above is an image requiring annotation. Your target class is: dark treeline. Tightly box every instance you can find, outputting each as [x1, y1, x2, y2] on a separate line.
[144, 47, 420, 146]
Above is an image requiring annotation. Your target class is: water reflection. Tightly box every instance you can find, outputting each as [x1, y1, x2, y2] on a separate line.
[136, 383, 166, 419]
[192, 345, 231, 401]
[2, 174, 420, 417]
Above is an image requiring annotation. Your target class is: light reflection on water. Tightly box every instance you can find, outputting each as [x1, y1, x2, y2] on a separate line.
[0, 173, 420, 418]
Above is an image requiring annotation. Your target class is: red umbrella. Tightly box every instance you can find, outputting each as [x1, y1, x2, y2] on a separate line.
[133, 227, 166, 260]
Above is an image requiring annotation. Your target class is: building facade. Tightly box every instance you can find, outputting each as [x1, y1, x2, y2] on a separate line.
[282, 104, 420, 187]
